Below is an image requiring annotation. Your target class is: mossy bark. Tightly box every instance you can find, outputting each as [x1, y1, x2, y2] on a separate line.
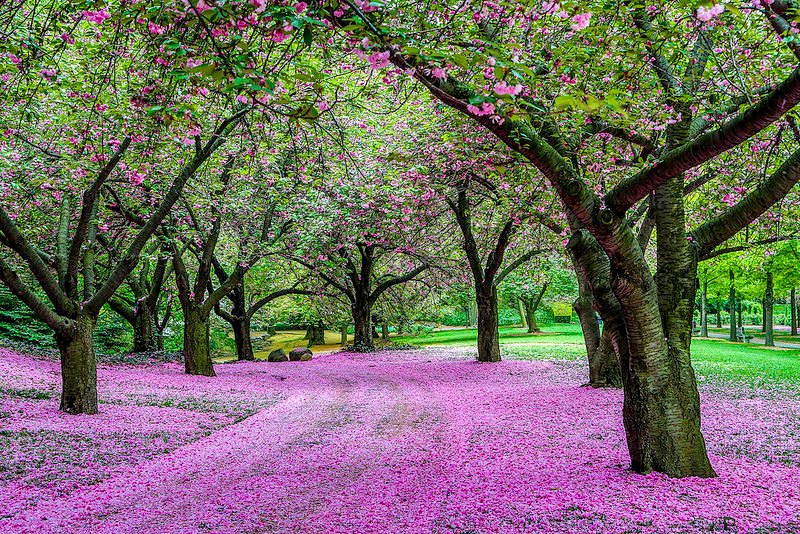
[183, 308, 216, 376]
[57, 314, 98, 414]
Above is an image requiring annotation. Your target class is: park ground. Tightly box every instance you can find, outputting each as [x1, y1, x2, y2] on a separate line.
[2, 325, 800, 533]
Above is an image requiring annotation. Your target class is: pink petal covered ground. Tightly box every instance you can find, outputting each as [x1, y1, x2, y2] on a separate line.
[1, 347, 799, 533]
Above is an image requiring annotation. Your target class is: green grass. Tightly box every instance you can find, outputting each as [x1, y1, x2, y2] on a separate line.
[394, 324, 800, 383]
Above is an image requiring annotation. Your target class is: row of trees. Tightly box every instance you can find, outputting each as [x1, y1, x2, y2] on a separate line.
[2, 1, 800, 480]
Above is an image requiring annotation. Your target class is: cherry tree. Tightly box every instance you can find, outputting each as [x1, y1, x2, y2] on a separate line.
[327, 0, 800, 477]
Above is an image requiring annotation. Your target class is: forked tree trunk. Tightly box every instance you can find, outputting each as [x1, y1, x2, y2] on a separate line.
[132, 304, 158, 353]
[476, 285, 500, 362]
[183, 308, 215, 376]
[232, 317, 254, 361]
[792, 288, 797, 336]
[57, 314, 98, 414]
[352, 300, 374, 352]
[569, 229, 714, 478]
[765, 272, 774, 347]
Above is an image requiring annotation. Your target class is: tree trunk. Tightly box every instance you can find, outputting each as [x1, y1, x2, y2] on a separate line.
[792, 288, 797, 336]
[340, 324, 348, 345]
[588, 330, 622, 388]
[232, 317, 254, 361]
[183, 308, 215, 376]
[352, 300, 374, 352]
[464, 304, 472, 327]
[700, 278, 708, 337]
[738, 298, 743, 328]
[518, 298, 527, 329]
[729, 271, 736, 342]
[573, 267, 621, 387]
[525, 300, 539, 333]
[132, 303, 158, 353]
[308, 323, 325, 347]
[476, 285, 500, 362]
[568, 229, 714, 478]
[761, 299, 767, 332]
[56, 314, 98, 414]
[765, 272, 774, 347]
[381, 323, 389, 341]
[716, 306, 721, 328]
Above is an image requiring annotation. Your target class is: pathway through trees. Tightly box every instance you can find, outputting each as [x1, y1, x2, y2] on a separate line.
[2, 348, 800, 532]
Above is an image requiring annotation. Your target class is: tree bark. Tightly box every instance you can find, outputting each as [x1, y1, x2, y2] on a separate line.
[729, 271, 737, 342]
[476, 285, 500, 362]
[568, 229, 714, 477]
[525, 300, 539, 333]
[700, 278, 708, 337]
[57, 314, 98, 414]
[132, 303, 158, 353]
[738, 297, 743, 328]
[340, 324, 348, 345]
[716, 306, 722, 328]
[308, 323, 325, 347]
[792, 288, 797, 336]
[765, 272, 774, 347]
[232, 317, 254, 361]
[762, 298, 767, 332]
[518, 298, 527, 328]
[573, 265, 621, 387]
[352, 300, 374, 352]
[183, 308, 215, 376]
[381, 323, 389, 341]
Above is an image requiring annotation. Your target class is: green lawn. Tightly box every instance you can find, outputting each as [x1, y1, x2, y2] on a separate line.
[394, 324, 800, 383]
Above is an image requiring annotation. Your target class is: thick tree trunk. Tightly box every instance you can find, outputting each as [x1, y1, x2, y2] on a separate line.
[183, 308, 215, 376]
[308, 323, 325, 347]
[232, 317, 254, 361]
[569, 229, 714, 478]
[792, 288, 797, 336]
[57, 314, 98, 414]
[765, 273, 774, 347]
[132, 304, 158, 353]
[476, 285, 500, 362]
[729, 272, 736, 342]
[352, 300, 374, 352]
[700, 279, 708, 337]
[340, 324, 348, 345]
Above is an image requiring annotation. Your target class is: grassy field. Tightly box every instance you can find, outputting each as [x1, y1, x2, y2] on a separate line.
[394, 324, 800, 383]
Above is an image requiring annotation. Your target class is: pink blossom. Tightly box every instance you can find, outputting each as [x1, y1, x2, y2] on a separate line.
[570, 12, 591, 31]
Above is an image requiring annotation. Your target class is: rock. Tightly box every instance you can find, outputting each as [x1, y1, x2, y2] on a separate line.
[289, 347, 313, 362]
[267, 349, 288, 362]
